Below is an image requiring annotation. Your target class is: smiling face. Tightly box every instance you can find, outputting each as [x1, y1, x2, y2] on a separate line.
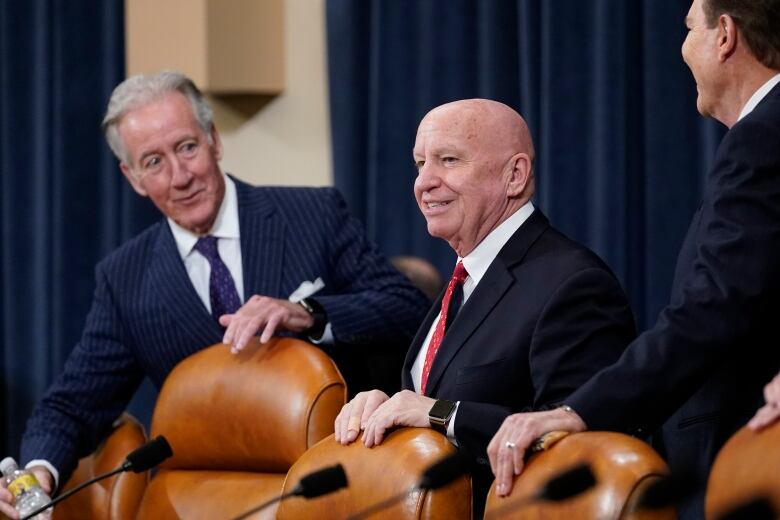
[118, 91, 225, 234]
[412, 100, 533, 257]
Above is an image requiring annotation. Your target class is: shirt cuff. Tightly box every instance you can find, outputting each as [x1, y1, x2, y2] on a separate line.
[309, 322, 335, 345]
[446, 401, 460, 446]
[26, 459, 59, 490]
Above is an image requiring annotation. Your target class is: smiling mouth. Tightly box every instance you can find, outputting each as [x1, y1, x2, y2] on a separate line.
[426, 201, 451, 209]
[176, 190, 203, 204]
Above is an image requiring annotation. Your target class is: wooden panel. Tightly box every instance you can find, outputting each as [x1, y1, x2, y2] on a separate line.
[125, 0, 284, 94]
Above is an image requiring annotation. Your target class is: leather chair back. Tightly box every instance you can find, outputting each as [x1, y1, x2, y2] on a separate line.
[135, 338, 346, 520]
[484, 432, 674, 520]
[705, 421, 780, 519]
[53, 413, 147, 520]
[276, 428, 472, 519]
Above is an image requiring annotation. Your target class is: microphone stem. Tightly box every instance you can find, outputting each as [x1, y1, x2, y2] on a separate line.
[344, 488, 414, 520]
[230, 490, 298, 520]
[20, 466, 126, 520]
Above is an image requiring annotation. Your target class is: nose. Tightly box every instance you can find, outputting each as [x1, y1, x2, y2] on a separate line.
[414, 162, 441, 195]
[170, 155, 193, 188]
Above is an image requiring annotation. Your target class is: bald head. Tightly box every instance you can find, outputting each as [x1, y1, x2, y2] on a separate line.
[413, 99, 535, 256]
[420, 99, 535, 164]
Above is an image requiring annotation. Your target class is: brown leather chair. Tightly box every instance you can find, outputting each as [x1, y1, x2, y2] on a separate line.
[135, 338, 346, 520]
[52, 413, 148, 520]
[705, 421, 780, 519]
[484, 432, 674, 520]
[276, 428, 472, 519]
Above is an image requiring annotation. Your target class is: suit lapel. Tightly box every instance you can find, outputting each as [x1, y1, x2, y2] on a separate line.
[149, 222, 224, 343]
[235, 179, 285, 298]
[423, 210, 551, 396]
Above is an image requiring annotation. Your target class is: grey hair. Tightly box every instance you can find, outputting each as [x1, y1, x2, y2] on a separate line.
[102, 70, 214, 164]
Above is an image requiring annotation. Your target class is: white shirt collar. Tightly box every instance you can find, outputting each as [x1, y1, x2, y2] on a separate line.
[459, 201, 535, 285]
[168, 174, 240, 259]
[738, 73, 780, 121]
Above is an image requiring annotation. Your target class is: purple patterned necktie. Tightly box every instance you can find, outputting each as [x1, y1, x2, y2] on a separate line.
[194, 236, 241, 320]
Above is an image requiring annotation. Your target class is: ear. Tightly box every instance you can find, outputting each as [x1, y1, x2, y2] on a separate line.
[120, 162, 148, 197]
[505, 152, 532, 198]
[717, 14, 738, 61]
[209, 124, 224, 161]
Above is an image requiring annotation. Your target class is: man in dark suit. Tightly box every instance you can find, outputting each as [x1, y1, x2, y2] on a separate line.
[0, 70, 429, 517]
[334, 99, 636, 513]
[489, 1, 780, 517]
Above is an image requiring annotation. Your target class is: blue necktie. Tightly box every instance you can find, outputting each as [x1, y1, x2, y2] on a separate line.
[194, 236, 241, 321]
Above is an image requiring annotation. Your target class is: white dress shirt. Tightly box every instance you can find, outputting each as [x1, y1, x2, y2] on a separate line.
[737, 73, 780, 122]
[411, 202, 535, 439]
[168, 174, 245, 310]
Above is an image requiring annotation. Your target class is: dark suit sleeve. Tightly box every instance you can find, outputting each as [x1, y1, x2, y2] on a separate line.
[19, 264, 144, 481]
[455, 267, 635, 457]
[311, 188, 430, 347]
[567, 116, 780, 433]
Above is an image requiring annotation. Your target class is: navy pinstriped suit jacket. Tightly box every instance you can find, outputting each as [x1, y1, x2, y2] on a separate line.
[19, 178, 429, 480]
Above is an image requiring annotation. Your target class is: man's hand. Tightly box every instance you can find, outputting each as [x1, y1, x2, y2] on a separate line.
[334, 390, 390, 445]
[219, 295, 314, 352]
[361, 390, 436, 448]
[0, 465, 53, 519]
[748, 371, 780, 430]
[487, 408, 587, 497]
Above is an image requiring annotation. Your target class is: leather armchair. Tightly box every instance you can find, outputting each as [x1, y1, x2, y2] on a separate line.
[484, 432, 674, 520]
[52, 413, 147, 520]
[276, 428, 472, 519]
[135, 338, 346, 520]
[705, 421, 780, 519]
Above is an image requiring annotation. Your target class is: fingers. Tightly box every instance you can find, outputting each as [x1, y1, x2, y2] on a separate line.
[0, 486, 19, 519]
[748, 402, 780, 431]
[30, 466, 53, 495]
[221, 296, 315, 353]
[335, 392, 369, 445]
[765, 373, 780, 404]
[495, 443, 519, 497]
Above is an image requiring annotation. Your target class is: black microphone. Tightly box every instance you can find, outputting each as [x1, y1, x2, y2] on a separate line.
[122, 435, 173, 473]
[482, 463, 597, 519]
[418, 450, 470, 490]
[293, 464, 349, 498]
[535, 463, 596, 501]
[20, 435, 174, 520]
[345, 451, 471, 520]
[231, 464, 348, 520]
[635, 468, 700, 510]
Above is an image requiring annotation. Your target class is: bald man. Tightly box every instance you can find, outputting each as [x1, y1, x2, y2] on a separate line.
[334, 99, 636, 513]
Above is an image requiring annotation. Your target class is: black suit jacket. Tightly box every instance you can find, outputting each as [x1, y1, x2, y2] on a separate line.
[568, 83, 780, 518]
[402, 209, 636, 509]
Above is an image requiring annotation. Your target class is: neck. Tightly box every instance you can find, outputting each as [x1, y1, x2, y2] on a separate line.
[715, 65, 779, 128]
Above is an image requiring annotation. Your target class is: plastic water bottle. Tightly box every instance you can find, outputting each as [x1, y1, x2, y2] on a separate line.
[0, 457, 52, 519]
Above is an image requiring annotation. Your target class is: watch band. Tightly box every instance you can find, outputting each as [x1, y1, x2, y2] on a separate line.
[298, 298, 327, 339]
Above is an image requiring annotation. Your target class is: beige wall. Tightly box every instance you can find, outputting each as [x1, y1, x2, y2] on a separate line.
[212, 0, 333, 187]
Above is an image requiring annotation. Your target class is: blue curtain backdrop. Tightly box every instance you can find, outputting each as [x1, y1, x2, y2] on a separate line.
[326, 0, 725, 331]
[0, 1, 158, 458]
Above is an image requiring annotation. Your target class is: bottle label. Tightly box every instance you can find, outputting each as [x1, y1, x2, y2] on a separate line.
[8, 474, 40, 498]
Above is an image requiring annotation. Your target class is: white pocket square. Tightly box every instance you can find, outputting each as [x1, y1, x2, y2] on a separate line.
[288, 277, 325, 302]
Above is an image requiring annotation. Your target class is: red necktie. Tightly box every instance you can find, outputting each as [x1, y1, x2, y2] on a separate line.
[420, 261, 468, 393]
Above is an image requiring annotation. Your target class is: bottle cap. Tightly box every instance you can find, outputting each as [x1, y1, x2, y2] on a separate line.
[0, 457, 18, 475]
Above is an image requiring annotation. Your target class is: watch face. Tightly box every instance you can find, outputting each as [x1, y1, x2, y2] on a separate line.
[430, 399, 456, 420]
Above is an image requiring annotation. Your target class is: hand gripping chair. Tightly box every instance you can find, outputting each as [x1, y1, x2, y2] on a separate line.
[276, 428, 472, 519]
[52, 413, 148, 520]
[134, 338, 346, 520]
[705, 420, 780, 519]
[483, 432, 674, 520]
